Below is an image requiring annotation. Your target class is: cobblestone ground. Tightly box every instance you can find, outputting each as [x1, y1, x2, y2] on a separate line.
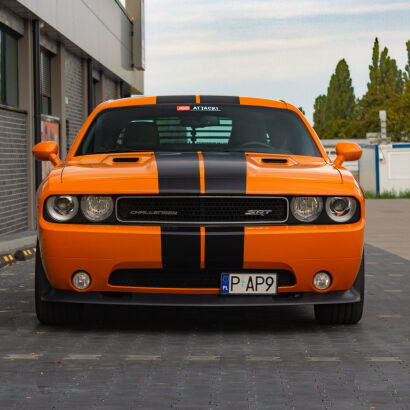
[0, 244, 409, 409]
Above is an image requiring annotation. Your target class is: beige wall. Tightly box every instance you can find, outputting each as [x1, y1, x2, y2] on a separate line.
[16, 0, 143, 93]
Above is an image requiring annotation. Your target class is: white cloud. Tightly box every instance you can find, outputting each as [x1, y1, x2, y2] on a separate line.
[144, 1, 410, 123]
[151, 36, 330, 56]
[147, 0, 410, 24]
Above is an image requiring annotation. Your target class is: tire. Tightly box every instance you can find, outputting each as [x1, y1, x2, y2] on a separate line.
[314, 254, 364, 325]
[35, 242, 83, 325]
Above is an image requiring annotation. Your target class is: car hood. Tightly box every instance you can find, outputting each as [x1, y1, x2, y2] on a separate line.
[59, 152, 345, 196]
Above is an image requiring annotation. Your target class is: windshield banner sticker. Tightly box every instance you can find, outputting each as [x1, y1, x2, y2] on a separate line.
[192, 106, 221, 112]
[177, 106, 221, 112]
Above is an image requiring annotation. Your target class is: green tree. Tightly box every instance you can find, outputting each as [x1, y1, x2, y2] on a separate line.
[325, 59, 355, 123]
[312, 59, 355, 138]
[313, 95, 327, 135]
[313, 38, 410, 141]
[393, 41, 410, 140]
[367, 37, 403, 94]
[349, 38, 407, 140]
[368, 37, 381, 93]
[404, 40, 410, 82]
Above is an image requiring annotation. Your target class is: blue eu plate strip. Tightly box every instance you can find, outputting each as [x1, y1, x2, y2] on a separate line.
[221, 273, 230, 294]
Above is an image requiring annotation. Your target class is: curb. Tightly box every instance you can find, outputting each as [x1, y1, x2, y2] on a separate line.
[0, 247, 36, 269]
[14, 246, 37, 261]
[0, 253, 16, 269]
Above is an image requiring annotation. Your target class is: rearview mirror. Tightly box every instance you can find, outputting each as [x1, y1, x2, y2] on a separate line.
[180, 115, 220, 128]
[32, 141, 62, 166]
[333, 142, 362, 167]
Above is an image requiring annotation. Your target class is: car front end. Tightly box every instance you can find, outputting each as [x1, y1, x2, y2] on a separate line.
[33, 95, 365, 324]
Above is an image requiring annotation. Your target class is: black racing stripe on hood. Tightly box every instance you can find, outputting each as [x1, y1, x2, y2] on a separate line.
[202, 152, 247, 194]
[205, 227, 244, 269]
[199, 96, 239, 104]
[155, 152, 201, 194]
[161, 227, 201, 269]
[156, 152, 202, 269]
[156, 95, 196, 104]
[203, 153, 246, 270]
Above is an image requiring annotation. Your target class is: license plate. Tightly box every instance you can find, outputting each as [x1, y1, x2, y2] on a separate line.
[220, 273, 277, 295]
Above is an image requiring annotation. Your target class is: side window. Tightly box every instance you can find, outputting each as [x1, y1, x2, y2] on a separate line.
[0, 28, 19, 107]
[40, 49, 52, 115]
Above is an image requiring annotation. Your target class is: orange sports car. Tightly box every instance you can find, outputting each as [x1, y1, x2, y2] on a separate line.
[33, 95, 364, 325]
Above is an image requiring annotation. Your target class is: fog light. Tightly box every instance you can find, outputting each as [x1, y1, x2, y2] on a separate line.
[72, 271, 91, 290]
[313, 271, 331, 290]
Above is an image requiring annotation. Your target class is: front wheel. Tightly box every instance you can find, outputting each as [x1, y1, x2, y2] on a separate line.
[314, 255, 364, 325]
[35, 243, 83, 325]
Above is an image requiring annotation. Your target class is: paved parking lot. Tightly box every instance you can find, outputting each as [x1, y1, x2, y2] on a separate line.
[0, 201, 409, 409]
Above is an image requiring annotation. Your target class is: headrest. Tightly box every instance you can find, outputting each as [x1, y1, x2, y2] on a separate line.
[122, 122, 160, 151]
[229, 118, 267, 147]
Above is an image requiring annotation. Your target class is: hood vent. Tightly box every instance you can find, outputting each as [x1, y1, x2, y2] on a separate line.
[262, 158, 288, 164]
[113, 157, 140, 163]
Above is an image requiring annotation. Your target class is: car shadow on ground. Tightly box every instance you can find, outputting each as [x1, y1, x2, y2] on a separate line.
[47, 304, 326, 333]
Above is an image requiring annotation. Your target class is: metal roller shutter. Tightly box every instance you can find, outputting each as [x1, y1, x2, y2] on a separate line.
[0, 108, 28, 234]
[65, 50, 84, 152]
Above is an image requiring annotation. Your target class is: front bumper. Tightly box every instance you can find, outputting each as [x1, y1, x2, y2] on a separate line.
[42, 287, 361, 306]
[39, 218, 364, 296]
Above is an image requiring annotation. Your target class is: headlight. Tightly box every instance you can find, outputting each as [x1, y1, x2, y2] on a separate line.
[325, 197, 357, 223]
[291, 196, 323, 222]
[46, 195, 79, 222]
[81, 195, 113, 221]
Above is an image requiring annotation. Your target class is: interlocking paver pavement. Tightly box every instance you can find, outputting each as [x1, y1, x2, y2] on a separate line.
[0, 244, 409, 409]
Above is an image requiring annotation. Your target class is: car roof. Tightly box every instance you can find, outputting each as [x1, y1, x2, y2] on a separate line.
[99, 95, 289, 111]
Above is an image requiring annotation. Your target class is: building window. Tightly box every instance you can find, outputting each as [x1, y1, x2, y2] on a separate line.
[40, 49, 52, 115]
[0, 28, 18, 107]
[93, 78, 98, 108]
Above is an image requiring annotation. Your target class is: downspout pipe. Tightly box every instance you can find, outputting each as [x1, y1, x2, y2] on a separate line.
[87, 58, 94, 114]
[33, 20, 42, 188]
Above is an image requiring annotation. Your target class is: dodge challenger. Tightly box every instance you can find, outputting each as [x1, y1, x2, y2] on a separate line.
[32, 95, 364, 325]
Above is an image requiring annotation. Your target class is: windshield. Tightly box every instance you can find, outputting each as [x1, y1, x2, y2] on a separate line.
[75, 104, 321, 157]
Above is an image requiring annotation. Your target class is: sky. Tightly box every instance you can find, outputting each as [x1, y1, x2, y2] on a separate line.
[127, 0, 410, 123]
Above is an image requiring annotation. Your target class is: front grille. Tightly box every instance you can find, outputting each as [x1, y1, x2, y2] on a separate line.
[116, 196, 288, 225]
[108, 269, 296, 288]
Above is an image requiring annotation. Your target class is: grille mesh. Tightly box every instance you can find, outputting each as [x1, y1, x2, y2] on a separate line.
[116, 196, 288, 224]
[109, 269, 296, 288]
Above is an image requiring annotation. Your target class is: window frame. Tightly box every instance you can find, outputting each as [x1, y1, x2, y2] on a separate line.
[74, 104, 324, 159]
[0, 24, 19, 107]
[40, 48, 52, 115]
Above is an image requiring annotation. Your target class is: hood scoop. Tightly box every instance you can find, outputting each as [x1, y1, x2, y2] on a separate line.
[262, 158, 288, 164]
[112, 157, 140, 163]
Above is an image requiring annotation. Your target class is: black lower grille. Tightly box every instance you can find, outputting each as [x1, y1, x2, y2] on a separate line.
[116, 196, 288, 225]
[108, 269, 296, 288]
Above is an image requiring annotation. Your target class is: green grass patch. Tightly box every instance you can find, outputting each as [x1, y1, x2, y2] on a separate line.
[365, 190, 410, 199]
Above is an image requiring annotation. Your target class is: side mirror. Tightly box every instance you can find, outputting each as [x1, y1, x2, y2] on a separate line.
[32, 141, 62, 166]
[333, 142, 362, 167]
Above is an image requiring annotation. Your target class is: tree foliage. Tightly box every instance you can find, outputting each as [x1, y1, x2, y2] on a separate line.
[405, 40, 410, 81]
[326, 59, 355, 122]
[313, 59, 355, 139]
[367, 38, 403, 94]
[313, 95, 327, 136]
[313, 37, 410, 141]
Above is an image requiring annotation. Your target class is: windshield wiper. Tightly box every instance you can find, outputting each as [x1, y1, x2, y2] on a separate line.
[91, 149, 152, 154]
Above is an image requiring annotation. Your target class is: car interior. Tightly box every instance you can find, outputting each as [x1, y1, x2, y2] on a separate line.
[77, 106, 321, 157]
